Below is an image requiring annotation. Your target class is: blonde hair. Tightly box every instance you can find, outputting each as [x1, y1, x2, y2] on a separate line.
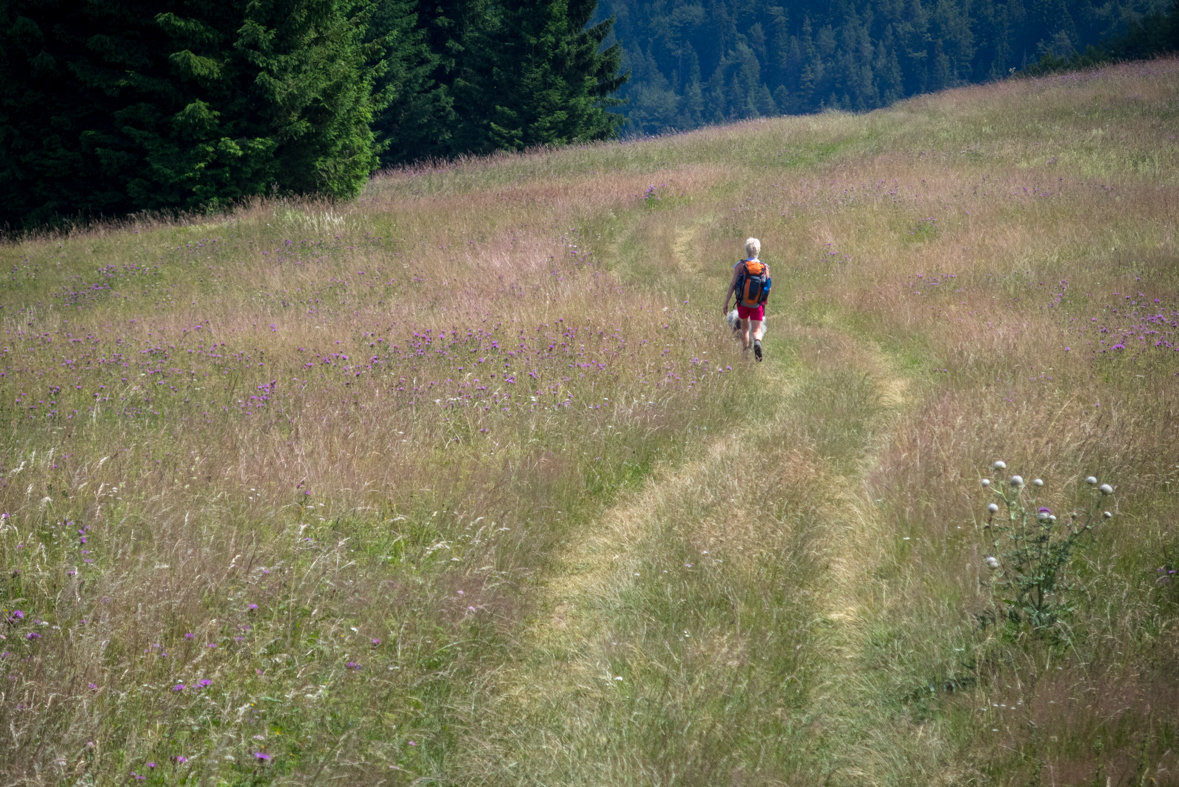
[744, 237, 761, 259]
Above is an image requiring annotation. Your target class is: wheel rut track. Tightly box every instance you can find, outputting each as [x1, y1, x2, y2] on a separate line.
[468, 217, 924, 785]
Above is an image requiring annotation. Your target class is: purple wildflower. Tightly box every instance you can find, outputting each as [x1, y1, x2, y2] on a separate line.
[172, 683, 185, 692]
[253, 752, 271, 761]
[199, 679, 212, 688]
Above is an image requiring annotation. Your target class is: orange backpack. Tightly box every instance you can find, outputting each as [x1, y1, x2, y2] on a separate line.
[736, 259, 770, 308]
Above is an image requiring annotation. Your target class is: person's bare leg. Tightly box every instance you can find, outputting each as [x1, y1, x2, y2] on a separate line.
[751, 318, 765, 361]
[740, 318, 752, 350]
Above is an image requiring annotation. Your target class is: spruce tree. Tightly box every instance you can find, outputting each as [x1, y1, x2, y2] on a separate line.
[1, 0, 387, 229]
[471, 0, 626, 152]
[368, 0, 452, 166]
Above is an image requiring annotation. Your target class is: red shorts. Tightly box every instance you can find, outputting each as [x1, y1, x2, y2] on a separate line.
[736, 303, 765, 321]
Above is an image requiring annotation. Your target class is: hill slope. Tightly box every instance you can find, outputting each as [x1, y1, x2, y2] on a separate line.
[600, 0, 1173, 133]
[1, 60, 1178, 785]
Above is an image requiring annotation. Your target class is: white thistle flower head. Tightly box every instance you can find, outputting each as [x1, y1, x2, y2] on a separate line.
[1049, 515, 1057, 522]
[985, 556, 1000, 569]
[993, 460, 1007, 470]
[987, 503, 1000, 514]
[1033, 478, 1043, 487]
[1099, 483, 1113, 495]
[981, 479, 991, 488]
[1037, 511, 1049, 521]
[1086, 476, 1098, 486]
[1010, 475, 1024, 487]
[1103, 510, 1113, 519]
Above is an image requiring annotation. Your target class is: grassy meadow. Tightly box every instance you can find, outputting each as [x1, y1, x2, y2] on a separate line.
[2, 58, 1178, 785]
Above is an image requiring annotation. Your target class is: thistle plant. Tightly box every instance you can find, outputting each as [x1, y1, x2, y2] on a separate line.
[978, 461, 1115, 633]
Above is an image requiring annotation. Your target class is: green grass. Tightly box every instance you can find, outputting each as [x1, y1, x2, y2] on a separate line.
[2, 58, 1179, 785]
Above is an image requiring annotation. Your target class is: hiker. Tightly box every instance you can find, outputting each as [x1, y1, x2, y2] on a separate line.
[722, 237, 770, 361]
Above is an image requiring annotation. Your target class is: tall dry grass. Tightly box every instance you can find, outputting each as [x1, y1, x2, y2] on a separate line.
[1, 56, 1177, 785]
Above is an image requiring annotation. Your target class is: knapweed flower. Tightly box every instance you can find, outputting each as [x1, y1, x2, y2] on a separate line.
[985, 556, 1000, 569]
[172, 683, 185, 692]
[10, 610, 23, 621]
[199, 679, 212, 688]
[372, 639, 380, 646]
[173, 756, 188, 764]
[184, 633, 194, 640]
[346, 661, 361, 670]
[146, 762, 157, 769]
[247, 604, 258, 611]
[1086, 476, 1098, 486]
[88, 683, 98, 690]
[26, 632, 41, 640]
[1010, 475, 1024, 487]
[1100, 483, 1113, 495]
[253, 752, 271, 761]
[987, 503, 999, 514]
[993, 460, 1007, 470]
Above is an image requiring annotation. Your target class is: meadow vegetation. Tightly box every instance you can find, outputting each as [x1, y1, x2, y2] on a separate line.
[1, 58, 1178, 785]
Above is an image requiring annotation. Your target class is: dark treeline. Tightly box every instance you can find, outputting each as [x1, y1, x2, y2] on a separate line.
[0, 0, 624, 228]
[601, 0, 1176, 134]
[1019, 0, 1179, 74]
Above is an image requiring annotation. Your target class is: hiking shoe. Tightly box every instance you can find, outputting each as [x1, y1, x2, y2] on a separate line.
[754, 340, 763, 362]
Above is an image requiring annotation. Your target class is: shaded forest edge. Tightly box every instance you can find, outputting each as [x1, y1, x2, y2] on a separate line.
[0, 0, 624, 230]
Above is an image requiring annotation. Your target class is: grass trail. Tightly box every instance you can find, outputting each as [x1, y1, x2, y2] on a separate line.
[461, 210, 930, 783]
[460, 213, 798, 781]
[803, 345, 933, 784]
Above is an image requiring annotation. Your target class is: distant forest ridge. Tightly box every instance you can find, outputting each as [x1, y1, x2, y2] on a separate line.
[599, 0, 1174, 133]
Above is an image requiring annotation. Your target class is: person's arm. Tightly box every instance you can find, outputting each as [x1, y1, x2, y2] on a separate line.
[722, 265, 740, 314]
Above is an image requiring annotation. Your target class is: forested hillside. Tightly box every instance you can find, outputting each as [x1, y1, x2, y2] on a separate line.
[601, 0, 1175, 133]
